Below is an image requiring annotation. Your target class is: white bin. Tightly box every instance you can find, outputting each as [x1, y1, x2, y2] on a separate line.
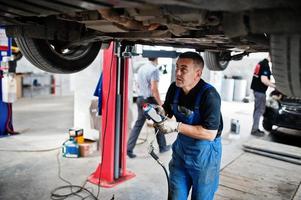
[233, 79, 247, 101]
[221, 78, 234, 101]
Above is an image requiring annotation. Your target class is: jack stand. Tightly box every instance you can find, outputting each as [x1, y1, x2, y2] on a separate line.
[88, 41, 135, 187]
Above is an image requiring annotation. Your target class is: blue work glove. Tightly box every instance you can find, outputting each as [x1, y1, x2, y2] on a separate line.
[154, 121, 179, 134]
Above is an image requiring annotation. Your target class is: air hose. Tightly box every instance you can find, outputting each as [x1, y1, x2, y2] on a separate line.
[148, 131, 172, 200]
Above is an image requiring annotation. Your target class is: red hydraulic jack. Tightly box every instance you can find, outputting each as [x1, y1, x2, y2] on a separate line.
[88, 41, 135, 187]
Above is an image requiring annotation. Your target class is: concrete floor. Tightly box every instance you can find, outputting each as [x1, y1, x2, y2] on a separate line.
[0, 95, 300, 200]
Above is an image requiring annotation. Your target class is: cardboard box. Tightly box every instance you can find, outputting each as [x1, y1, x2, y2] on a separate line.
[79, 139, 97, 157]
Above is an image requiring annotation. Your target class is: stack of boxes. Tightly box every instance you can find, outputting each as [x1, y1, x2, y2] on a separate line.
[62, 128, 97, 158]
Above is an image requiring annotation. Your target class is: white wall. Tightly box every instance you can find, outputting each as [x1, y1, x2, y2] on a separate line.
[53, 74, 73, 96]
[71, 51, 102, 140]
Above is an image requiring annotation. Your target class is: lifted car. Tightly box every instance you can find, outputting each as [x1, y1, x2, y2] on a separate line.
[0, 0, 300, 96]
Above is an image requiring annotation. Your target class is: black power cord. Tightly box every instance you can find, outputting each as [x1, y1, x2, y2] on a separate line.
[50, 149, 99, 200]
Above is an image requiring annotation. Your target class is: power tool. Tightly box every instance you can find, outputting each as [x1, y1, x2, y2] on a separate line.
[142, 103, 166, 123]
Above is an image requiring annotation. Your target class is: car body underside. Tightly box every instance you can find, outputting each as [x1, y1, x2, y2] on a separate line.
[0, 0, 301, 96]
[3, 0, 292, 51]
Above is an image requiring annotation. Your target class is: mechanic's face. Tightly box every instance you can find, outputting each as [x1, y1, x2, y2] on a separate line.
[175, 58, 202, 93]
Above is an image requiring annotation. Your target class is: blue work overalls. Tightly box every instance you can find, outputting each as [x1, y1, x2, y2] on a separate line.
[169, 83, 222, 200]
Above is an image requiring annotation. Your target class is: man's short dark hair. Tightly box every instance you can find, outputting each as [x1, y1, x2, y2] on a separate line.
[178, 52, 204, 68]
[148, 57, 158, 62]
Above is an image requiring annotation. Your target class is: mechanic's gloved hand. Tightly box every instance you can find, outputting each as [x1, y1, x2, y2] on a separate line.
[154, 121, 179, 134]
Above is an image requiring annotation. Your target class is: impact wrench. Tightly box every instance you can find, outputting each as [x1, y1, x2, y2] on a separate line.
[143, 104, 171, 200]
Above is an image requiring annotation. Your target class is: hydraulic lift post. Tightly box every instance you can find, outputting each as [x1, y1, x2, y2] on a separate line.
[0, 32, 14, 137]
[114, 41, 122, 180]
[88, 41, 135, 187]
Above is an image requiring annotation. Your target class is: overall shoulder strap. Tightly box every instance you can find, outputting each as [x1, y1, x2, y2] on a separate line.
[172, 87, 181, 104]
[194, 83, 213, 110]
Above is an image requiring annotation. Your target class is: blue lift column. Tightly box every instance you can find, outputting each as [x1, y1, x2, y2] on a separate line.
[0, 29, 13, 137]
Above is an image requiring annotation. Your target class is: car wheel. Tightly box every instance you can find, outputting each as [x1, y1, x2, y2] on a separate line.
[270, 34, 301, 97]
[263, 119, 273, 131]
[15, 37, 101, 74]
[204, 51, 230, 71]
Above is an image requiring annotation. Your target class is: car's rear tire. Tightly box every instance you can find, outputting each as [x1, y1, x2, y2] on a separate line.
[204, 51, 230, 71]
[270, 34, 301, 97]
[15, 37, 101, 74]
[263, 119, 273, 131]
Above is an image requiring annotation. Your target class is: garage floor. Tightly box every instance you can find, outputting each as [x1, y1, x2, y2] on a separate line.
[0, 95, 300, 200]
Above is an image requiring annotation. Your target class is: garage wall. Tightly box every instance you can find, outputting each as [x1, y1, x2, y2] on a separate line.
[71, 51, 102, 140]
[224, 52, 269, 96]
[16, 56, 72, 97]
[220, 52, 269, 98]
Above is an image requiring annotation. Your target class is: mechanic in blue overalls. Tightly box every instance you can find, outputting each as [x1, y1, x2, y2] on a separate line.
[154, 52, 223, 200]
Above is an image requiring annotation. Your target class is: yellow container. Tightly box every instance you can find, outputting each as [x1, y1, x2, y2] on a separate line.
[75, 135, 84, 144]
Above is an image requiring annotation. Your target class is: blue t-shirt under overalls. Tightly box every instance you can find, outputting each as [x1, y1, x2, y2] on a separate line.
[164, 80, 222, 200]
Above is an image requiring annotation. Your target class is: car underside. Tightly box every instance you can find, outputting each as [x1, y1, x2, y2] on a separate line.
[0, 0, 300, 96]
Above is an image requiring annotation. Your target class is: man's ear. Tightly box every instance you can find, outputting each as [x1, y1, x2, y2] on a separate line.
[196, 68, 202, 79]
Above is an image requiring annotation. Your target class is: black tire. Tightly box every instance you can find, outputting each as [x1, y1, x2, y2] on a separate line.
[15, 37, 101, 74]
[270, 34, 301, 97]
[263, 119, 273, 131]
[204, 51, 230, 71]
